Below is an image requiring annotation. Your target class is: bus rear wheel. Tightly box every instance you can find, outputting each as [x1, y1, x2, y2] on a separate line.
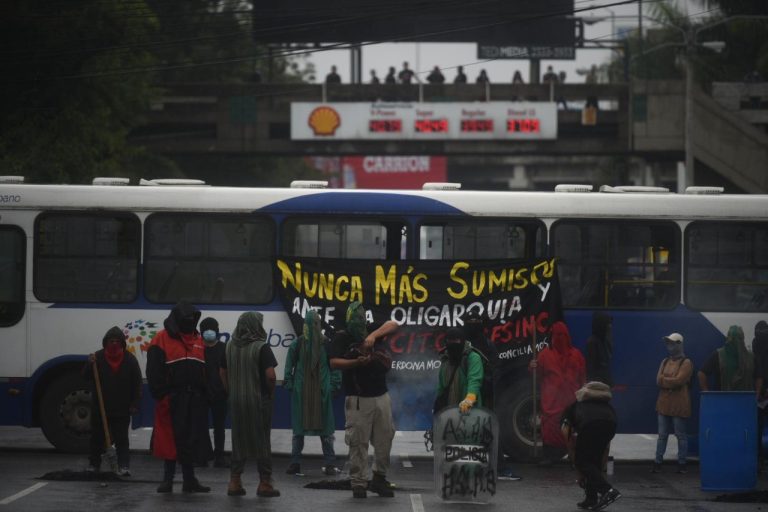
[39, 372, 92, 453]
[497, 382, 541, 462]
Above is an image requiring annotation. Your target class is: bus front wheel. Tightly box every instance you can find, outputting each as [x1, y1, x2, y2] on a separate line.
[497, 381, 541, 462]
[39, 372, 92, 453]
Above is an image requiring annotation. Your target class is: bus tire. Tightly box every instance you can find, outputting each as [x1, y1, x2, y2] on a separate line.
[39, 372, 92, 453]
[496, 381, 540, 462]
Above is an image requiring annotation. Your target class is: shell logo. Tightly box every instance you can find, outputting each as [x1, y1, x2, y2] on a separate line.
[308, 106, 341, 136]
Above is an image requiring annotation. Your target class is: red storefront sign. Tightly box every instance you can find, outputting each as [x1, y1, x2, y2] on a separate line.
[341, 156, 447, 189]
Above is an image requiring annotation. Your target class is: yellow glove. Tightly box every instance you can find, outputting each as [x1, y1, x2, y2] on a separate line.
[459, 393, 477, 414]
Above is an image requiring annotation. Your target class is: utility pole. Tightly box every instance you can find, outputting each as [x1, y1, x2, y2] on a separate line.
[683, 28, 695, 190]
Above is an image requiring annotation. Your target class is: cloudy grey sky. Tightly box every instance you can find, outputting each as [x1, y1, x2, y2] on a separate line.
[307, 0, 712, 84]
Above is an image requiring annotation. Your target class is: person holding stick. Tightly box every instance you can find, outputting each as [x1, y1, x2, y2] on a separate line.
[83, 326, 142, 475]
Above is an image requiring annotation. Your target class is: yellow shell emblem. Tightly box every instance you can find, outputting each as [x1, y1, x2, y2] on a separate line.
[308, 106, 341, 136]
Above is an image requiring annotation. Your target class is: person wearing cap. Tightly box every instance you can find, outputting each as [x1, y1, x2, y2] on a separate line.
[652, 333, 693, 474]
[200, 316, 228, 468]
[698, 325, 754, 392]
[83, 326, 142, 475]
[561, 382, 620, 510]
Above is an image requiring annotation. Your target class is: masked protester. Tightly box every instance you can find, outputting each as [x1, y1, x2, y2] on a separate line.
[561, 382, 620, 510]
[753, 321, 768, 471]
[284, 310, 342, 476]
[146, 301, 213, 493]
[223, 312, 280, 498]
[200, 317, 228, 468]
[83, 326, 142, 476]
[698, 325, 755, 391]
[585, 312, 613, 386]
[462, 311, 523, 481]
[329, 301, 399, 499]
[530, 321, 586, 465]
[651, 333, 693, 474]
[436, 327, 483, 414]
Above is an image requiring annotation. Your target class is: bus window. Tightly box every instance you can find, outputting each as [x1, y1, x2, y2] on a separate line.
[282, 219, 406, 260]
[34, 212, 140, 303]
[0, 227, 25, 326]
[552, 221, 680, 309]
[144, 214, 274, 304]
[419, 220, 545, 260]
[686, 222, 768, 312]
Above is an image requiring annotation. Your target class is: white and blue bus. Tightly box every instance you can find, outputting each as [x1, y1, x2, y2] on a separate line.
[1, 178, 766, 459]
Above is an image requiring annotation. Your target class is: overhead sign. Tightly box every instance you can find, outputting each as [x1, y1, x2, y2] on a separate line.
[478, 45, 576, 60]
[341, 156, 447, 189]
[291, 102, 558, 141]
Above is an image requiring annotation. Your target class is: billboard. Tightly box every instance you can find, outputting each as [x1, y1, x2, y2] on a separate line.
[341, 155, 446, 189]
[291, 102, 558, 141]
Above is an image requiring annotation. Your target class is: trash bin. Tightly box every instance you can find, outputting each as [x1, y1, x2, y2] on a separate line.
[699, 391, 757, 491]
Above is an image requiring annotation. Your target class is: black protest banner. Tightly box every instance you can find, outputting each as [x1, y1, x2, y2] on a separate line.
[274, 257, 562, 429]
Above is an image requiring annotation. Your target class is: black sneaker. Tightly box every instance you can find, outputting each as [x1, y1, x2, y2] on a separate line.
[650, 462, 662, 473]
[368, 475, 395, 497]
[677, 464, 687, 474]
[591, 488, 621, 510]
[352, 486, 367, 499]
[156, 480, 173, 493]
[323, 465, 340, 476]
[182, 479, 211, 493]
[577, 497, 598, 510]
[286, 463, 302, 475]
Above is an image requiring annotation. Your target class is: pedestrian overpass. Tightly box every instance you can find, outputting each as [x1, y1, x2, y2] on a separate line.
[129, 81, 768, 192]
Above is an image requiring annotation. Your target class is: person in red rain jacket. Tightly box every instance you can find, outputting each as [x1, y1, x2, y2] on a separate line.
[146, 301, 213, 493]
[530, 321, 586, 465]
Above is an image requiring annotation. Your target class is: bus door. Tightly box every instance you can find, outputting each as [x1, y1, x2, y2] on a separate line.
[0, 225, 27, 425]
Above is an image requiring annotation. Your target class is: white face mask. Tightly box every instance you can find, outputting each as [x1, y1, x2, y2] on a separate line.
[202, 330, 217, 343]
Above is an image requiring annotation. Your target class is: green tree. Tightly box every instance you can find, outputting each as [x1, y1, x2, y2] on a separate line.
[0, 0, 160, 183]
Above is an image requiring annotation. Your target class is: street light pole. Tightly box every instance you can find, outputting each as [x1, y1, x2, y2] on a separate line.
[683, 27, 695, 191]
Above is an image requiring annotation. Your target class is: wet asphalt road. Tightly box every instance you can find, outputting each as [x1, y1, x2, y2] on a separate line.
[0, 428, 764, 512]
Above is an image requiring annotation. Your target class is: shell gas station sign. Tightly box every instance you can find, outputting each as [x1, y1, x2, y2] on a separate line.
[291, 102, 557, 141]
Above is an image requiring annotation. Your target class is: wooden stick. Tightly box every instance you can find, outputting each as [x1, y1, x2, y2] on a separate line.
[92, 360, 117, 471]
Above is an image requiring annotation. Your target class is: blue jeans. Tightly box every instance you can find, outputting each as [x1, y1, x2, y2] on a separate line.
[655, 414, 688, 465]
[291, 434, 336, 465]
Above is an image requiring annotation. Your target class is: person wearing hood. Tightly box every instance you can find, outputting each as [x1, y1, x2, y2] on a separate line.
[530, 321, 586, 465]
[561, 382, 620, 510]
[435, 327, 484, 414]
[329, 301, 399, 499]
[83, 326, 142, 475]
[698, 325, 755, 392]
[222, 311, 280, 498]
[146, 301, 213, 493]
[585, 312, 613, 386]
[200, 317, 228, 468]
[284, 309, 342, 477]
[652, 333, 693, 474]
